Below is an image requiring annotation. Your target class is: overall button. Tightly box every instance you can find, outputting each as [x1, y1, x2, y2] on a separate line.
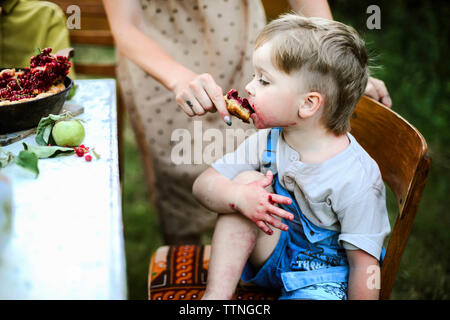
[290, 154, 298, 162]
[284, 176, 294, 184]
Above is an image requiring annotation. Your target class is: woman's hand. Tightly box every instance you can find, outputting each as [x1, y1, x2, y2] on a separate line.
[172, 69, 232, 124]
[365, 76, 392, 108]
[233, 170, 295, 235]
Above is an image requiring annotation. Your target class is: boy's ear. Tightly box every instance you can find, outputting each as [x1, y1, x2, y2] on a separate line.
[298, 92, 323, 119]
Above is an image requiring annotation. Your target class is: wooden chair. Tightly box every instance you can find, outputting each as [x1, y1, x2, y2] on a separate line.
[349, 96, 431, 299]
[148, 95, 431, 300]
[50, 0, 124, 181]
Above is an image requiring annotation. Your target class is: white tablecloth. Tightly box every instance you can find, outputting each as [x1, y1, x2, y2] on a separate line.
[0, 79, 127, 299]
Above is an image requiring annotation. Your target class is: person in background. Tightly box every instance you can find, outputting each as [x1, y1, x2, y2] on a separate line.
[103, 0, 391, 245]
[0, 0, 75, 78]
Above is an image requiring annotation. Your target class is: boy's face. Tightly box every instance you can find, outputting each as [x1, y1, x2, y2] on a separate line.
[245, 41, 305, 129]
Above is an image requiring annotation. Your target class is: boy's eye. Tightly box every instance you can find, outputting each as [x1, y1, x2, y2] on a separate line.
[252, 73, 269, 85]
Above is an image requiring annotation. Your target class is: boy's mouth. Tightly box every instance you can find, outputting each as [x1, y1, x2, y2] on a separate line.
[241, 98, 255, 114]
[226, 89, 255, 114]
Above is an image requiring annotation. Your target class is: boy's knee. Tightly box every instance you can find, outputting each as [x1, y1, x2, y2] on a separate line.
[232, 171, 273, 193]
[232, 170, 265, 184]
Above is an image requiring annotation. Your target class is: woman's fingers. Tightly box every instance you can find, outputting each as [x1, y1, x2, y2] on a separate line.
[189, 98, 206, 115]
[365, 77, 392, 108]
[200, 74, 232, 124]
[373, 78, 392, 108]
[175, 93, 195, 116]
[190, 81, 215, 112]
[364, 79, 380, 101]
[175, 73, 229, 117]
[179, 90, 205, 115]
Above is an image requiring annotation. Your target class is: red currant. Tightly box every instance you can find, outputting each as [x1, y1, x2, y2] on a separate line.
[75, 148, 84, 157]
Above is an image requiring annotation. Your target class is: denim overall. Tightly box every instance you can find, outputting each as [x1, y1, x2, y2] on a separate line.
[241, 127, 384, 300]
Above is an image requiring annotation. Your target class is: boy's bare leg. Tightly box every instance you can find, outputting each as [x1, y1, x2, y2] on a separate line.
[202, 171, 281, 300]
[202, 212, 258, 299]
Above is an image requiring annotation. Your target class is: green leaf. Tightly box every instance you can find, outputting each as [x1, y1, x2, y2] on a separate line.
[15, 151, 39, 177]
[35, 112, 74, 146]
[22, 143, 74, 159]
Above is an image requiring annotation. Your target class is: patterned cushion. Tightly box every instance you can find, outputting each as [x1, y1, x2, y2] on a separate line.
[148, 245, 279, 300]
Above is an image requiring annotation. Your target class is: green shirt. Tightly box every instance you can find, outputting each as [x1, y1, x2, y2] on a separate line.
[0, 0, 75, 77]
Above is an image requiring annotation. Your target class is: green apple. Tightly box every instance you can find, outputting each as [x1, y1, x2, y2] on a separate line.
[52, 120, 85, 147]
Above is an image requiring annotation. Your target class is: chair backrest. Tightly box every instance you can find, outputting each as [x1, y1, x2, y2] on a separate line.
[51, 0, 116, 77]
[350, 95, 431, 299]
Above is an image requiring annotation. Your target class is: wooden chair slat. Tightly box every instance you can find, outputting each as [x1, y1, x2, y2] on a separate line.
[73, 64, 116, 77]
[70, 31, 115, 46]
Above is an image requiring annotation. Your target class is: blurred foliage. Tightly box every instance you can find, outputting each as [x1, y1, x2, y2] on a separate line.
[80, 0, 449, 299]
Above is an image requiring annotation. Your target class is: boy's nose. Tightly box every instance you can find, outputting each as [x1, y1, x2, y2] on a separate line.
[245, 81, 254, 97]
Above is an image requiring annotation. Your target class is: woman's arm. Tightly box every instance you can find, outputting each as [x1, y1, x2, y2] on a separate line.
[103, 0, 185, 91]
[102, 0, 231, 120]
[288, 0, 333, 19]
[346, 249, 380, 300]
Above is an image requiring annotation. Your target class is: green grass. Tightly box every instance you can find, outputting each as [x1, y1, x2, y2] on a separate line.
[74, 0, 449, 299]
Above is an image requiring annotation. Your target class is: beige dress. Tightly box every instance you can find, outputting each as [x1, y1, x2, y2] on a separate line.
[117, 0, 266, 243]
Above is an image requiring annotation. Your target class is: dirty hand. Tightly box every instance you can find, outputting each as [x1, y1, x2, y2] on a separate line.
[232, 170, 295, 235]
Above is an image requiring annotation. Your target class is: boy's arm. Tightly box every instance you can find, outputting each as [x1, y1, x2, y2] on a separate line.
[193, 168, 294, 234]
[192, 167, 242, 214]
[346, 249, 380, 300]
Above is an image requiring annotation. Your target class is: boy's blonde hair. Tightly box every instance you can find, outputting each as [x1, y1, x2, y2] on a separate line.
[255, 14, 369, 135]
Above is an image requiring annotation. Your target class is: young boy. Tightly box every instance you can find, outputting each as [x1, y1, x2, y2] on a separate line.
[192, 14, 391, 300]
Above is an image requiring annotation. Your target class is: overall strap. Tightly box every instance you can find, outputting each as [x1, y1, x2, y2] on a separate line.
[261, 127, 282, 173]
[263, 128, 339, 243]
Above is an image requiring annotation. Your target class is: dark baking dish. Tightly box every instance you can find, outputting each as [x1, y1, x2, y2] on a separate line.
[0, 73, 73, 134]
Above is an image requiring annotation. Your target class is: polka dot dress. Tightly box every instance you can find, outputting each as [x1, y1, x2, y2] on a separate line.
[117, 0, 266, 241]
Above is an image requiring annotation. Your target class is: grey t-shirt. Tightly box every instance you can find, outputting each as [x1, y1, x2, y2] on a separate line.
[211, 129, 391, 260]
